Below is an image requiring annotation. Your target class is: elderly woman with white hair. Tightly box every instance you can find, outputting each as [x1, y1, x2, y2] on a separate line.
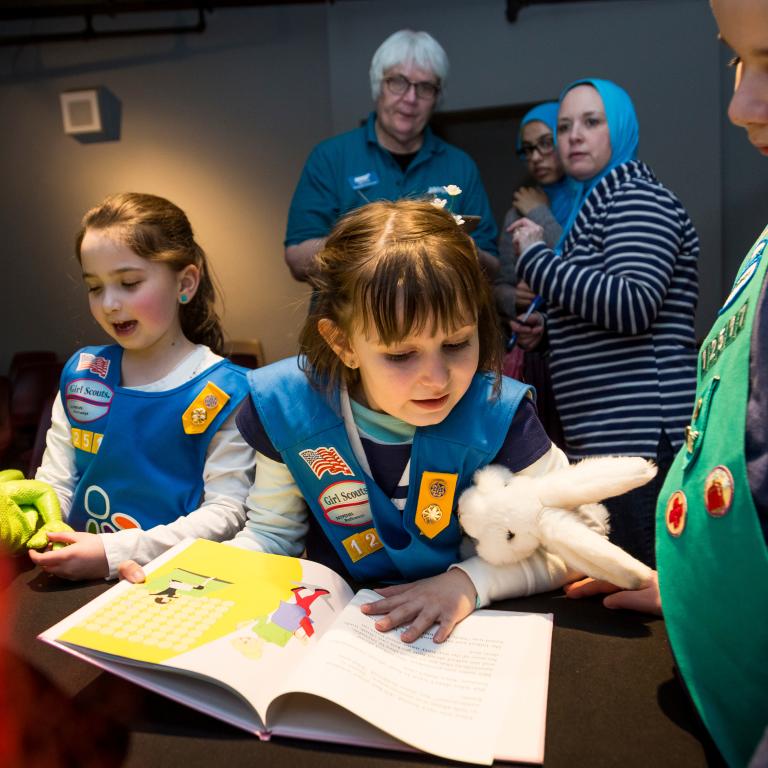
[284, 29, 499, 281]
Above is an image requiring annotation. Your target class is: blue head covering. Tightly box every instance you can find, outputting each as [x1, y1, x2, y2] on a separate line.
[517, 102, 575, 228]
[555, 78, 639, 249]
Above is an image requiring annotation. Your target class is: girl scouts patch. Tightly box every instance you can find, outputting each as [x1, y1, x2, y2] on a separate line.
[719, 238, 765, 314]
[182, 381, 230, 434]
[415, 471, 457, 538]
[665, 491, 687, 537]
[65, 378, 114, 423]
[318, 480, 372, 526]
[704, 465, 734, 517]
[299, 447, 353, 479]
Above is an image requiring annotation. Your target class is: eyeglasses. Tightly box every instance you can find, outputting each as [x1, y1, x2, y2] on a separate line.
[383, 74, 440, 101]
[517, 134, 555, 160]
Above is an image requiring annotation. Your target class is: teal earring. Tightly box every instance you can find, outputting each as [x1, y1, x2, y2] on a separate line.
[180, 294, 189, 304]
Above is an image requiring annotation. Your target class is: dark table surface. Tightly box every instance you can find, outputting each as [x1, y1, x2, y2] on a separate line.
[5, 556, 721, 768]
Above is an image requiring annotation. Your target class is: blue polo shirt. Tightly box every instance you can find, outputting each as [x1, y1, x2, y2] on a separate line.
[285, 112, 498, 255]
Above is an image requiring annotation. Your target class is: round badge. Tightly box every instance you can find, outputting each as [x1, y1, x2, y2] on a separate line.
[704, 465, 734, 517]
[191, 407, 208, 425]
[429, 479, 447, 498]
[204, 394, 219, 409]
[421, 504, 443, 524]
[665, 491, 687, 537]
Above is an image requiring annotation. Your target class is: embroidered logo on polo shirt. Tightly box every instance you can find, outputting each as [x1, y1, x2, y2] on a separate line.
[299, 447, 354, 479]
[348, 171, 380, 191]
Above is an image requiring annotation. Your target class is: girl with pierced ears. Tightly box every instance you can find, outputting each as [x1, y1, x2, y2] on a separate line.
[30, 193, 253, 581]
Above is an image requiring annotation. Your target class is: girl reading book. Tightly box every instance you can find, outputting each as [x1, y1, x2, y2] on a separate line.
[124, 199, 578, 643]
[230, 199, 581, 643]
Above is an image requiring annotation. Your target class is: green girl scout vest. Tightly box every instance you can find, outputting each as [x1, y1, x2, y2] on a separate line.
[656, 224, 768, 767]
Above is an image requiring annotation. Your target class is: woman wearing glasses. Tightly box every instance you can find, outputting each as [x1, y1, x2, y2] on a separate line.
[284, 29, 499, 282]
[497, 102, 575, 305]
[509, 80, 700, 567]
[495, 103, 574, 446]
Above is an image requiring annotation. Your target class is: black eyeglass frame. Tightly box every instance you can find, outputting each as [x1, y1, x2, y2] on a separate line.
[383, 74, 441, 101]
[517, 134, 556, 160]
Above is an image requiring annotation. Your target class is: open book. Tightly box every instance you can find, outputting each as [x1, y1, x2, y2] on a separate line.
[40, 539, 553, 765]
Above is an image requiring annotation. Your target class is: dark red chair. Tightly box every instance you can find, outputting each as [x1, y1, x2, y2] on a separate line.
[9, 361, 62, 431]
[1, 354, 62, 472]
[26, 393, 55, 478]
[9, 351, 58, 385]
[223, 339, 263, 370]
[0, 376, 11, 464]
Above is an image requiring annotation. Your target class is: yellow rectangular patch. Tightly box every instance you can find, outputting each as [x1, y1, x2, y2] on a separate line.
[71, 428, 103, 454]
[182, 381, 230, 435]
[341, 528, 382, 563]
[414, 471, 457, 539]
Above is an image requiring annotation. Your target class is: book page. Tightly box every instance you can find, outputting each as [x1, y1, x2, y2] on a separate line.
[269, 590, 553, 765]
[42, 539, 355, 722]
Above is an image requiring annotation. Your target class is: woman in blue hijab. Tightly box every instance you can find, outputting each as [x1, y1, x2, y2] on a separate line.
[495, 102, 575, 449]
[554, 79, 639, 246]
[508, 79, 700, 567]
[497, 102, 575, 317]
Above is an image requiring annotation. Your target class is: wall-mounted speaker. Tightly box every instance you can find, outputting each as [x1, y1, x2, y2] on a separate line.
[60, 89, 103, 135]
[59, 87, 121, 143]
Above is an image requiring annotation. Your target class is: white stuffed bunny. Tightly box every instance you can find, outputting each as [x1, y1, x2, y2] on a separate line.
[458, 456, 657, 590]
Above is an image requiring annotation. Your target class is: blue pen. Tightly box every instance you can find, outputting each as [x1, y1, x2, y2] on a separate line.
[507, 294, 543, 351]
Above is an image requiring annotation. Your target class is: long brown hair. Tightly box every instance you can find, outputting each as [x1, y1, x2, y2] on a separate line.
[299, 199, 502, 395]
[75, 192, 224, 353]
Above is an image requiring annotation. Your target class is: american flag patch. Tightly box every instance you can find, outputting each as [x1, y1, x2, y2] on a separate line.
[76, 353, 111, 379]
[299, 447, 354, 479]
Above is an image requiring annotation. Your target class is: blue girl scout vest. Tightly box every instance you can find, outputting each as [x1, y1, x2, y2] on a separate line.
[61, 345, 249, 534]
[656, 225, 768, 767]
[248, 357, 531, 583]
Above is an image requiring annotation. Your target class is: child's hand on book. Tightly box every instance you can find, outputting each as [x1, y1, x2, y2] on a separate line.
[117, 560, 146, 583]
[564, 572, 662, 616]
[28, 531, 108, 580]
[361, 569, 478, 644]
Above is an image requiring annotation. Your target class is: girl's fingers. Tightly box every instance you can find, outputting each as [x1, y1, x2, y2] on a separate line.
[398, 607, 441, 644]
[373, 602, 417, 633]
[118, 560, 146, 583]
[45, 531, 78, 544]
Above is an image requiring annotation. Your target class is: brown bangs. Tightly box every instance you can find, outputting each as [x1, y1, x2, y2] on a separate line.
[354, 240, 481, 343]
[300, 199, 504, 398]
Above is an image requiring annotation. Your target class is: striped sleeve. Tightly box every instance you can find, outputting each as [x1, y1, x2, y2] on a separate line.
[518, 183, 688, 335]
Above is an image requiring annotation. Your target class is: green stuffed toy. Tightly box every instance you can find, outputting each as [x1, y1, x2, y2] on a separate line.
[0, 469, 73, 553]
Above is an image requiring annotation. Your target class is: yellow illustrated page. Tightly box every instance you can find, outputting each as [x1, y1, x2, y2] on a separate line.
[56, 539, 355, 717]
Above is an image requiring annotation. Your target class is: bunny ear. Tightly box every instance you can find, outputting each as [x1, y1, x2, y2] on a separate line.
[538, 457, 657, 510]
[539, 508, 653, 590]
